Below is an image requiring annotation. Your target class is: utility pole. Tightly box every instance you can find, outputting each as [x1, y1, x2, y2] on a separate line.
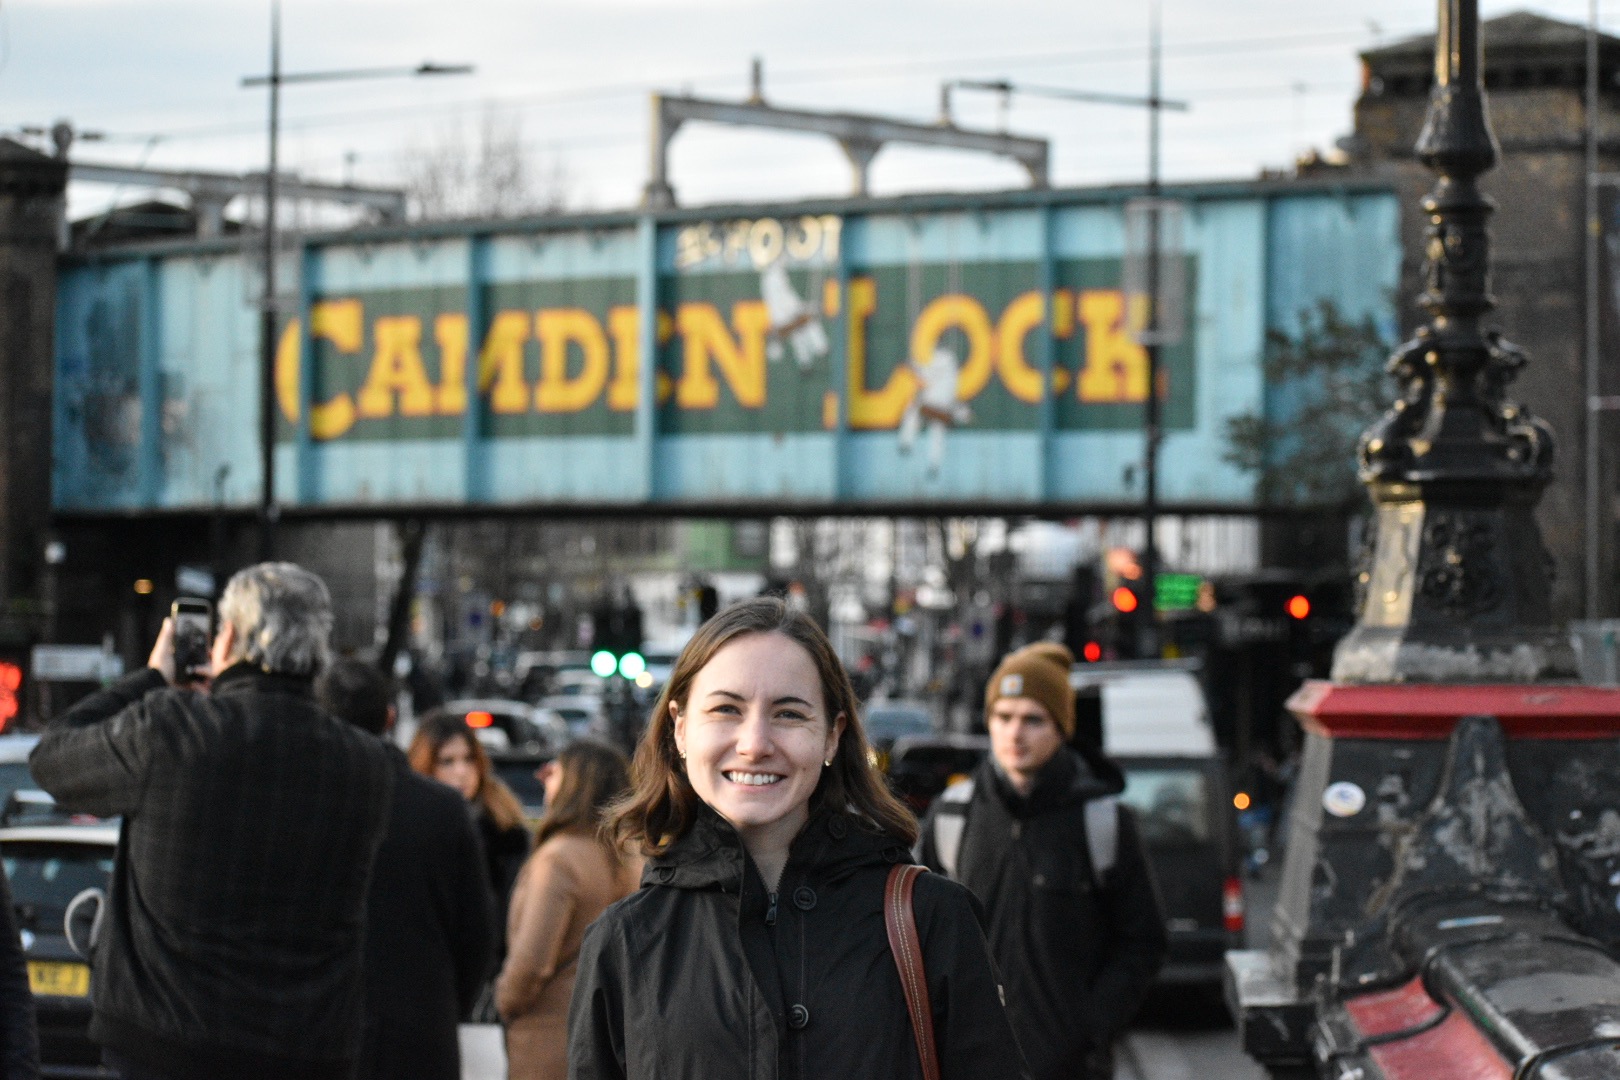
[1586, 0, 1603, 619]
[257, 0, 281, 562]
[245, 6, 471, 561]
[1141, 0, 1165, 658]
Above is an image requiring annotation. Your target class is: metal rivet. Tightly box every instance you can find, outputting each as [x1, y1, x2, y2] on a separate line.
[788, 1003, 810, 1030]
[793, 886, 816, 911]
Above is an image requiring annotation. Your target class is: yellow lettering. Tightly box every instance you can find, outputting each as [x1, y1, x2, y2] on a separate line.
[607, 307, 640, 412]
[535, 308, 609, 413]
[995, 291, 1045, 404]
[1077, 290, 1149, 403]
[910, 294, 994, 400]
[433, 314, 468, 415]
[675, 302, 769, 409]
[356, 317, 435, 419]
[274, 300, 360, 440]
[847, 277, 915, 430]
[477, 311, 532, 415]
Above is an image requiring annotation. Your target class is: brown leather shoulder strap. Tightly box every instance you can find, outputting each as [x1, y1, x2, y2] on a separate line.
[885, 863, 940, 1080]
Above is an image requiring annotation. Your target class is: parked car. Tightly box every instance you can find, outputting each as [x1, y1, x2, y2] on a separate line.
[438, 699, 571, 756]
[0, 793, 118, 1078]
[886, 661, 1242, 992]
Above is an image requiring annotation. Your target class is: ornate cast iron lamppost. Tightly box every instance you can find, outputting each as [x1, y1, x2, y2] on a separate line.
[1332, 0, 1573, 684]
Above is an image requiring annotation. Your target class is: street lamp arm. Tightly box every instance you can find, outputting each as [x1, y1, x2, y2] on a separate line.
[241, 62, 474, 88]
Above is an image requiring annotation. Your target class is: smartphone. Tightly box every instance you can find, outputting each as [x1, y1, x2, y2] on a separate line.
[171, 598, 212, 682]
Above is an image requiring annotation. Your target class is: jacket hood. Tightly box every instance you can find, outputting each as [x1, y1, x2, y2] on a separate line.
[985, 743, 1124, 818]
[211, 661, 315, 700]
[645, 804, 908, 892]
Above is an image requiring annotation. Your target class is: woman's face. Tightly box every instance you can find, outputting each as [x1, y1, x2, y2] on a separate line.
[538, 759, 565, 806]
[433, 734, 480, 802]
[673, 631, 844, 847]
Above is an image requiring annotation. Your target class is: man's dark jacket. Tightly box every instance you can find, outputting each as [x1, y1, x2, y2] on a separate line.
[29, 664, 394, 1080]
[919, 746, 1167, 1080]
[0, 868, 39, 1079]
[570, 805, 1030, 1080]
[355, 748, 497, 1080]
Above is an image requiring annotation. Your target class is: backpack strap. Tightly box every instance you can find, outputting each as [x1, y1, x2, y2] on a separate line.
[929, 777, 975, 879]
[1084, 796, 1119, 888]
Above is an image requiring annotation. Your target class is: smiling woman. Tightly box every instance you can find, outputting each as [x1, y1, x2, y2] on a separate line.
[571, 597, 1029, 1080]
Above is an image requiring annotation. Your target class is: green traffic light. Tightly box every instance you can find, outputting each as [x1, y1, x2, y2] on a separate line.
[590, 650, 618, 677]
[618, 652, 646, 680]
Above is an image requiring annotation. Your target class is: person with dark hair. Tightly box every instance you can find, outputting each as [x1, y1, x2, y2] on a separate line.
[496, 741, 639, 1080]
[408, 716, 533, 955]
[569, 597, 1028, 1080]
[29, 562, 393, 1080]
[919, 642, 1167, 1080]
[315, 659, 497, 1080]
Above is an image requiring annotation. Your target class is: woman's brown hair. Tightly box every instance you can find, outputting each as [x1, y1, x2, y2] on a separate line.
[535, 740, 632, 849]
[408, 713, 529, 834]
[609, 596, 918, 856]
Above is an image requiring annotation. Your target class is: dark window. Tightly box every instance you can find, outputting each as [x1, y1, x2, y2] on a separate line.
[4, 842, 115, 934]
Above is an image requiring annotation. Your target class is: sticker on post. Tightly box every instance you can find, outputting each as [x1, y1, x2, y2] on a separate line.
[1322, 781, 1367, 818]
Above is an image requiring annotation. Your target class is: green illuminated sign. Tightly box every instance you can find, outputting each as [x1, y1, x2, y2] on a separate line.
[1155, 573, 1204, 612]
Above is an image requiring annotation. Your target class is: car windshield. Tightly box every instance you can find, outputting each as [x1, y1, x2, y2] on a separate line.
[4, 842, 115, 934]
[1120, 767, 1210, 845]
[0, 763, 34, 808]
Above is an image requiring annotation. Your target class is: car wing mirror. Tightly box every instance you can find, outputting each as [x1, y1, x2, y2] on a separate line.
[64, 887, 106, 960]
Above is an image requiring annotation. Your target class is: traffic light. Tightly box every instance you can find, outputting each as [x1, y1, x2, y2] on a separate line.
[0, 661, 21, 732]
[591, 596, 646, 680]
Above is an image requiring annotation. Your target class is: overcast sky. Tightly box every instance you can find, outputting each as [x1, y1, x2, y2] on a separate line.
[9, 0, 1616, 221]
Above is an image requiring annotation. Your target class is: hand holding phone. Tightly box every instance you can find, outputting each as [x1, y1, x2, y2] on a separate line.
[169, 598, 212, 685]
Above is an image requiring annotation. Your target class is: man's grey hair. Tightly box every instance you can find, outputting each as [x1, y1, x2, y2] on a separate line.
[217, 562, 333, 677]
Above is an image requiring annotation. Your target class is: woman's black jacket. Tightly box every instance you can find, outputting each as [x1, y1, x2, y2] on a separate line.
[568, 805, 1030, 1080]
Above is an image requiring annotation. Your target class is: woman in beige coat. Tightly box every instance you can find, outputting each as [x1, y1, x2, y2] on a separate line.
[496, 740, 640, 1080]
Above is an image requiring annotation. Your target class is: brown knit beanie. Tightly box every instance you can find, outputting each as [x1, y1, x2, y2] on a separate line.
[984, 642, 1076, 737]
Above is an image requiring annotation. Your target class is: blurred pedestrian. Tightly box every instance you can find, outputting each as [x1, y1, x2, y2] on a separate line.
[570, 597, 1027, 1080]
[30, 563, 394, 1080]
[0, 868, 40, 1079]
[409, 715, 532, 992]
[919, 642, 1167, 1080]
[317, 659, 497, 1080]
[496, 741, 639, 1080]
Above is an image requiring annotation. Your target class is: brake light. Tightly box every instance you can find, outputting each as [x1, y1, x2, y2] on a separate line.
[1223, 876, 1245, 934]
[465, 710, 494, 729]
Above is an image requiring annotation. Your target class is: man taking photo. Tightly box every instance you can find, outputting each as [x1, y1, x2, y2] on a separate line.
[31, 563, 394, 1080]
[919, 641, 1167, 1080]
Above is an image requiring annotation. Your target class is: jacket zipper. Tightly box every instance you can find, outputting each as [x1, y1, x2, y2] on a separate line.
[766, 890, 778, 926]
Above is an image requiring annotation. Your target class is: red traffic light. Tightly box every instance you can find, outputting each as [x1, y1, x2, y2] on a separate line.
[0, 663, 20, 692]
[1082, 641, 1102, 663]
[1111, 586, 1139, 614]
[1286, 594, 1311, 620]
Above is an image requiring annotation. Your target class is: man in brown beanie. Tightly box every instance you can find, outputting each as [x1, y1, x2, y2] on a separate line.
[919, 641, 1166, 1080]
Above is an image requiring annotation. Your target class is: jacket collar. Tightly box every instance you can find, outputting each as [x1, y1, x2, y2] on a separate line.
[645, 802, 904, 891]
[985, 743, 1124, 818]
[210, 661, 316, 700]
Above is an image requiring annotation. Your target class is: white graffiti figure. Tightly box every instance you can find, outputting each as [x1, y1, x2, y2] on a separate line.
[898, 346, 973, 473]
[759, 262, 829, 369]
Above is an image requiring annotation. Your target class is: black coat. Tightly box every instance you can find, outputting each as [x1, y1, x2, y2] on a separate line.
[920, 747, 1167, 1080]
[29, 665, 394, 1080]
[355, 749, 497, 1080]
[477, 809, 532, 953]
[569, 805, 1029, 1080]
[0, 869, 39, 1079]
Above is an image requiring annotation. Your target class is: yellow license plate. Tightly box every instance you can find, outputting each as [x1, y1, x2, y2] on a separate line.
[27, 961, 88, 997]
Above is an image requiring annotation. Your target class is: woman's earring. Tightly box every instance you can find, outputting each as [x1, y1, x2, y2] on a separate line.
[679, 749, 687, 760]
[824, 759, 832, 767]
